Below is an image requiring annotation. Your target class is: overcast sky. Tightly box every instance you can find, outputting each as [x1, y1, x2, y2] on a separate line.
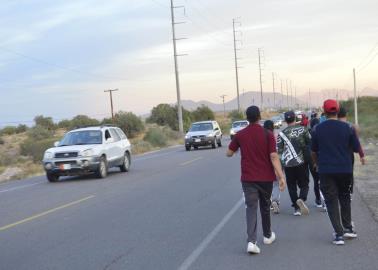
[0, 0, 377, 125]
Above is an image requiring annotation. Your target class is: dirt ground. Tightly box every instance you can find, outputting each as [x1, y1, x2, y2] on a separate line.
[354, 140, 378, 221]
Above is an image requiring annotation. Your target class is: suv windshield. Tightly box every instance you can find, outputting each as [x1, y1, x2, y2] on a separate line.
[232, 121, 248, 128]
[59, 130, 102, 146]
[190, 123, 213, 132]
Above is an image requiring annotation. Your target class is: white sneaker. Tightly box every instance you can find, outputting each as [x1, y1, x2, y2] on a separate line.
[272, 201, 280, 214]
[263, 232, 276, 245]
[293, 209, 302, 216]
[296, 199, 309, 215]
[247, 242, 261, 254]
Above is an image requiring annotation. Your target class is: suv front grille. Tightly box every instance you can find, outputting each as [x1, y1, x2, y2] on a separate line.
[55, 152, 78, 158]
[192, 135, 206, 139]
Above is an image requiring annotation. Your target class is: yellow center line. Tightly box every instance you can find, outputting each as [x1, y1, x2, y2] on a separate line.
[0, 195, 95, 232]
[180, 157, 203, 166]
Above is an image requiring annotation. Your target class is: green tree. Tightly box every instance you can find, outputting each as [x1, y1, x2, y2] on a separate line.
[16, 124, 28, 133]
[192, 105, 215, 122]
[69, 115, 100, 129]
[0, 126, 17, 135]
[228, 110, 245, 122]
[147, 104, 177, 128]
[34, 115, 56, 130]
[27, 126, 54, 140]
[114, 111, 145, 138]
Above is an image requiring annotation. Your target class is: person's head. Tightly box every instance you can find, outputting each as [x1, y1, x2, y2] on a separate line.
[311, 112, 318, 119]
[323, 99, 340, 119]
[284, 111, 296, 125]
[246, 106, 261, 123]
[263, 120, 274, 131]
[337, 107, 347, 120]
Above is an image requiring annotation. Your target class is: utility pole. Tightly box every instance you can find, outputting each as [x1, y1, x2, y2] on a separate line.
[353, 68, 359, 125]
[295, 86, 297, 109]
[272, 72, 276, 109]
[170, 0, 186, 133]
[286, 79, 289, 109]
[280, 78, 283, 110]
[220, 95, 227, 118]
[104, 89, 118, 123]
[290, 80, 293, 108]
[258, 48, 264, 109]
[308, 88, 311, 110]
[233, 18, 242, 113]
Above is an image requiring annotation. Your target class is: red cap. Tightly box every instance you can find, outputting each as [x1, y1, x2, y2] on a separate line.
[323, 99, 340, 113]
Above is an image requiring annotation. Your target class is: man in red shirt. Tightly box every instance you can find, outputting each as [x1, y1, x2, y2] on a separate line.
[227, 106, 286, 254]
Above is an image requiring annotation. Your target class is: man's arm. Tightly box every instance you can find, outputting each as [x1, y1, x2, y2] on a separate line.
[311, 151, 318, 170]
[270, 152, 286, 191]
[227, 136, 239, 157]
[226, 149, 235, 157]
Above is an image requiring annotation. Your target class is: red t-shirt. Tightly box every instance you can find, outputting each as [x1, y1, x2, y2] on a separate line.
[228, 123, 277, 182]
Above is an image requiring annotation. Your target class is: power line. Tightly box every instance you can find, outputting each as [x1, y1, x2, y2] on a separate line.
[357, 51, 378, 73]
[356, 42, 378, 70]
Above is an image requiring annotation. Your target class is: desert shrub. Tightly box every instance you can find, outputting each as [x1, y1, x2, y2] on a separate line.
[16, 124, 28, 133]
[0, 137, 4, 145]
[0, 126, 17, 135]
[131, 141, 153, 154]
[143, 128, 167, 147]
[228, 110, 245, 122]
[147, 104, 192, 131]
[192, 105, 215, 122]
[57, 119, 71, 129]
[114, 111, 145, 138]
[34, 115, 56, 130]
[69, 115, 100, 130]
[162, 126, 181, 141]
[27, 126, 54, 140]
[20, 138, 56, 162]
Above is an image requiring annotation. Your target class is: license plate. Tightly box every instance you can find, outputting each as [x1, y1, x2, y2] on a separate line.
[195, 139, 201, 142]
[59, 164, 71, 170]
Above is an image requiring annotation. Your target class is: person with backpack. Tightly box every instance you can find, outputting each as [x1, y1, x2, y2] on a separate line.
[227, 106, 286, 254]
[311, 100, 362, 245]
[277, 111, 311, 216]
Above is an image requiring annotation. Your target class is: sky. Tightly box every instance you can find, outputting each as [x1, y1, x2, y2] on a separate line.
[0, 0, 377, 125]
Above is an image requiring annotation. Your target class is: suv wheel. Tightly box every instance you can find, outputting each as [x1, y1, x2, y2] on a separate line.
[120, 152, 131, 172]
[193, 146, 198, 150]
[47, 173, 59, 182]
[211, 140, 216, 149]
[96, 156, 108, 178]
[217, 139, 222, 147]
[185, 145, 191, 151]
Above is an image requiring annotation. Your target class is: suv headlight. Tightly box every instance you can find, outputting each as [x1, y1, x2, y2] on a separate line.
[81, 149, 93, 157]
[230, 129, 235, 135]
[207, 132, 215, 137]
[44, 152, 53, 159]
[185, 134, 191, 139]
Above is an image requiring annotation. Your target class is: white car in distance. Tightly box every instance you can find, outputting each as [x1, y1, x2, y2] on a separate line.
[42, 125, 132, 182]
[230, 120, 249, 140]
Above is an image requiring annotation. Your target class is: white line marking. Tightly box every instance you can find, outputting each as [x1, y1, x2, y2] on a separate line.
[178, 197, 244, 270]
[0, 181, 44, 193]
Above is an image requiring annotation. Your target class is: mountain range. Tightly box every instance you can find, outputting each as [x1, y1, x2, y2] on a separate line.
[180, 87, 378, 112]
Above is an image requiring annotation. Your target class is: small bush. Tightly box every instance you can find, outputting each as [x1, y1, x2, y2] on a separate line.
[16, 124, 28, 133]
[114, 111, 145, 138]
[0, 126, 17, 135]
[144, 128, 167, 147]
[34, 115, 56, 130]
[27, 126, 54, 140]
[132, 141, 153, 154]
[0, 137, 4, 145]
[20, 138, 56, 162]
[228, 110, 245, 122]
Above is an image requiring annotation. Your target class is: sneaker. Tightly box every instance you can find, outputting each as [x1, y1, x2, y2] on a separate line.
[272, 201, 280, 214]
[293, 209, 302, 216]
[315, 199, 322, 208]
[296, 199, 309, 215]
[263, 232, 276, 245]
[333, 235, 345, 245]
[344, 229, 357, 239]
[247, 242, 260, 254]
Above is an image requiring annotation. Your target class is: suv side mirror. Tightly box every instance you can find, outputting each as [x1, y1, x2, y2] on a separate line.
[54, 141, 60, 147]
[214, 127, 219, 131]
[106, 138, 114, 143]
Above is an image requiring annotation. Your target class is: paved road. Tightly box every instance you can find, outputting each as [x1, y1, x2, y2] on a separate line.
[1, 141, 378, 270]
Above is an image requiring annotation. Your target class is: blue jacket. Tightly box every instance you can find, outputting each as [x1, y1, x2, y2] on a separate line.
[311, 119, 361, 174]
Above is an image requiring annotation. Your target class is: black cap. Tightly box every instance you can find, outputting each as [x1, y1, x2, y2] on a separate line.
[284, 111, 296, 122]
[246, 106, 260, 123]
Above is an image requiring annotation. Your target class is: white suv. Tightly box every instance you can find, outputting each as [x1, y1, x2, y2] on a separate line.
[184, 121, 222, 151]
[42, 125, 132, 182]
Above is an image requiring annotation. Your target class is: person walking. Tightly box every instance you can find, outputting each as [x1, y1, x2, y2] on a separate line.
[277, 111, 311, 216]
[264, 120, 281, 214]
[227, 106, 286, 255]
[311, 100, 362, 245]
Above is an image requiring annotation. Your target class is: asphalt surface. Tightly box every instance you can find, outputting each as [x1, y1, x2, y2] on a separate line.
[1, 140, 378, 270]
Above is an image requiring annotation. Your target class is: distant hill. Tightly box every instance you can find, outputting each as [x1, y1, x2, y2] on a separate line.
[180, 87, 378, 112]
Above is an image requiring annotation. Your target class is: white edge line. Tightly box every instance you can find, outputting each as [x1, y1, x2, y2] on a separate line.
[178, 197, 244, 270]
[0, 181, 45, 193]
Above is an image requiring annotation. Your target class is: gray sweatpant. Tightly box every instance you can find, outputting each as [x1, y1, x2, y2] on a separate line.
[242, 181, 273, 243]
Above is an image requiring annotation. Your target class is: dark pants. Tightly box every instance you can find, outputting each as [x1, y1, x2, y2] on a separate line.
[309, 161, 321, 201]
[242, 182, 273, 243]
[284, 163, 310, 209]
[320, 173, 353, 236]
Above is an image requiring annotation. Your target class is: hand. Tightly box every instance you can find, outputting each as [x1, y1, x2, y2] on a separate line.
[313, 163, 318, 172]
[278, 176, 286, 191]
[360, 157, 366, 165]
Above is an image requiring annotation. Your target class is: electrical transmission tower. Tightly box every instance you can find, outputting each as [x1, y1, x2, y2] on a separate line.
[233, 18, 242, 112]
[170, 0, 187, 133]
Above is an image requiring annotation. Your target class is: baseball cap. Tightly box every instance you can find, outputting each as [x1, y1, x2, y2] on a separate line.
[323, 99, 340, 113]
[284, 111, 295, 122]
